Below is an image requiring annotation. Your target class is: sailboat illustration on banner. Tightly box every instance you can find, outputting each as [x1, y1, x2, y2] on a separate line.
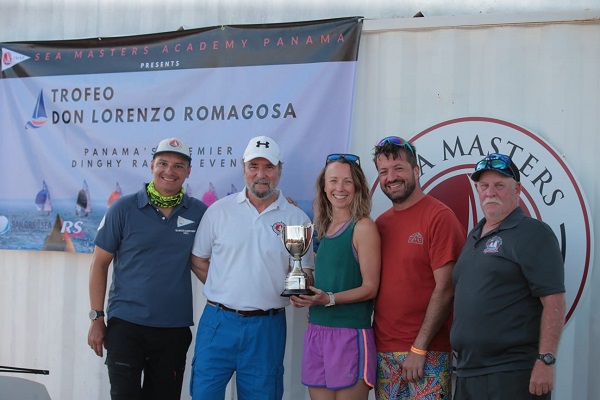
[227, 184, 238, 196]
[202, 182, 218, 206]
[42, 214, 75, 252]
[107, 182, 122, 207]
[76, 180, 92, 217]
[25, 90, 48, 129]
[35, 180, 52, 216]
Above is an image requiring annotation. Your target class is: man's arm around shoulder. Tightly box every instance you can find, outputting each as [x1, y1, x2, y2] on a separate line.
[191, 255, 210, 284]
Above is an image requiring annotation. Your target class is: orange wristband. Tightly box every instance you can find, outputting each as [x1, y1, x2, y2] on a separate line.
[410, 346, 427, 356]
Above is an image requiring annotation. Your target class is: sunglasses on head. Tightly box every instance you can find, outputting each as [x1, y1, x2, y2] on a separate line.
[326, 154, 360, 166]
[475, 153, 516, 178]
[376, 136, 415, 155]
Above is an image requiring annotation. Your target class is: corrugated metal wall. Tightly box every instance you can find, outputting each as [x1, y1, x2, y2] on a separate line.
[1, 2, 599, 399]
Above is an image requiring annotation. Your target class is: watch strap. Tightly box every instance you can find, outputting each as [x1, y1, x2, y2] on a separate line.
[324, 292, 335, 307]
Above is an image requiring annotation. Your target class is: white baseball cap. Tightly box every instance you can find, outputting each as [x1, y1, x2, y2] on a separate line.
[153, 137, 192, 162]
[242, 135, 281, 165]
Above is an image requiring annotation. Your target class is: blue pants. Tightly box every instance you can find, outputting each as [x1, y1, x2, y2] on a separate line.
[190, 303, 286, 400]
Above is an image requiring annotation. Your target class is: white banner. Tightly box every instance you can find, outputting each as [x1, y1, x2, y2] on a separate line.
[0, 17, 363, 252]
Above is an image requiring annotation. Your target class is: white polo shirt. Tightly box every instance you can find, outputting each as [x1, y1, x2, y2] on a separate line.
[192, 189, 315, 310]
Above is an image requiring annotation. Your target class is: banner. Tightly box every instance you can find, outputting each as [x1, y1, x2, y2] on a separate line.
[0, 17, 363, 253]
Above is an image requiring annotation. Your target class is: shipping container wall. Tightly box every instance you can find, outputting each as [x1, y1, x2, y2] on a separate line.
[354, 13, 600, 400]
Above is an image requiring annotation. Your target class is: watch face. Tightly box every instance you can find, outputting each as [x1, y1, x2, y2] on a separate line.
[89, 310, 104, 320]
[540, 353, 556, 365]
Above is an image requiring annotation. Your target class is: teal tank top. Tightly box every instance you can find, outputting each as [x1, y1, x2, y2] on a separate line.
[309, 222, 374, 328]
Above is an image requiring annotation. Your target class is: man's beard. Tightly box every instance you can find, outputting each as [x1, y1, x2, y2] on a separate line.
[249, 179, 276, 199]
[382, 178, 416, 204]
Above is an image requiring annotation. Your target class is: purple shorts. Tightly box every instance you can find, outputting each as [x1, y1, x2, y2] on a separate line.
[302, 323, 377, 390]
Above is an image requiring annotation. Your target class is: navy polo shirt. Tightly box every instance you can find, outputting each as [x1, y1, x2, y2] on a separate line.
[95, 184, 208, 328]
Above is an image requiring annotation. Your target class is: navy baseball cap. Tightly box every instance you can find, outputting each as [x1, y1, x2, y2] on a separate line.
[471, 153, 520, 182]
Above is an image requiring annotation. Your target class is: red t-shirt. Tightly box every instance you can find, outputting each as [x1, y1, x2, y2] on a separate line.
[374, 195, 465, 352]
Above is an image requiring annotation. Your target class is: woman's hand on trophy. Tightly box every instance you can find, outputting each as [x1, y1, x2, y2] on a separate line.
[290, 286, 327, 308]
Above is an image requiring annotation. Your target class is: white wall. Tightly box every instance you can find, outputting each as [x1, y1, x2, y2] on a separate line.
[1, 2, 600, 399]
[2, 0, 600, 42]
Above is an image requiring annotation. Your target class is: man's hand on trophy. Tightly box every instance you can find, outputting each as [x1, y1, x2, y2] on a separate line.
[289, 295, 304, 308]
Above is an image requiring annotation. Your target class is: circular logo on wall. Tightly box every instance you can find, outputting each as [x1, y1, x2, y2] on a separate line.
[0, 215, 10, 235]
[410, 117, 592, 322]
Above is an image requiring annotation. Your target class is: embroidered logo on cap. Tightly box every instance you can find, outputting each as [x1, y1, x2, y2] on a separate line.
[256, 140, 270, 148]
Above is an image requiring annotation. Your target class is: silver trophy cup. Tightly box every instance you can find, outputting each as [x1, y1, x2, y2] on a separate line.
[280, 224, 314, 297]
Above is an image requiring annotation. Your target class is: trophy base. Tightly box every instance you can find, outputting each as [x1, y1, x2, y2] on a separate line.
[280, 289, 314, 297]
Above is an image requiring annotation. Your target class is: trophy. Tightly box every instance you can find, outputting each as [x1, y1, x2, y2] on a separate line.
[280, 224, 314, 297]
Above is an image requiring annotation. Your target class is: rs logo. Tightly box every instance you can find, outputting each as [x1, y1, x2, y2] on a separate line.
[61, 220, 84, 234]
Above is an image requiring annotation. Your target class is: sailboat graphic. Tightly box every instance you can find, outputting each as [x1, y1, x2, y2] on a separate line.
[76, 180, 92, 217]
[227, 184, 238, 196]
[25, 90, 48, 129]
[35, 180, 52, 216]
[42, 214, 75, 252]
[201, 182, 218, 206]
[107, 182, 122, 207]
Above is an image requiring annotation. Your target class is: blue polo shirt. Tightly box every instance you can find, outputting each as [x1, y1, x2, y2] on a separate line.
[95, 184, 208, 328]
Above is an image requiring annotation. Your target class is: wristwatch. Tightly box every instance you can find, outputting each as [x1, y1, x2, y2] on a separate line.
[325, 292, 335, 307]
[89, 310, 105, 321]
[537, 353, 556, 365]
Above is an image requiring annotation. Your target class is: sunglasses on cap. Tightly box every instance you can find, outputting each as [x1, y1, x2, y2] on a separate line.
[473, 153, 520, 181]
[326, 154, 360, 166]
[375, 136, 415, 155]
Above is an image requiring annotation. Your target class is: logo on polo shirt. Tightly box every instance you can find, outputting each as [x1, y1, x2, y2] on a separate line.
[177, 216, 194, 227]
[483, 236, 503, 254]
[272, 221, 285, 234]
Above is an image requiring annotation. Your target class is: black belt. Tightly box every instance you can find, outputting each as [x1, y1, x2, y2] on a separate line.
[207, 300, 284, 317]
